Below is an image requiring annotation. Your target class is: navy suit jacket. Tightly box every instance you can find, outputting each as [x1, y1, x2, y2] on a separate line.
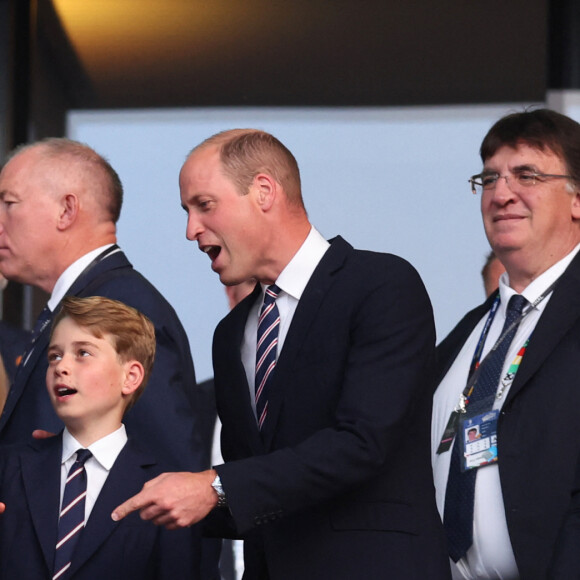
[550, 453, 580, 579]
[0, 434, 200, 579]
[210, 237, 450, 580]
[0, 249, 203, 472]
[0, 320, 29, 383]
[435, 250, 580, 580]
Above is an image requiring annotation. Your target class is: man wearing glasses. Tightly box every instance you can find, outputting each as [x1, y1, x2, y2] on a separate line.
[432, 108, 580, 579]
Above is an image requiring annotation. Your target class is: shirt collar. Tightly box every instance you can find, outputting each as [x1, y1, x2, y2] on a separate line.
[61, 424, 128, 471]
[499, 242, 580, 316]
[48, 244, 118, 311]
[268, 226, 329, 300]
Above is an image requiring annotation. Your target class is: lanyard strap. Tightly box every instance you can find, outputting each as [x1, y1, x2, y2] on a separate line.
[436, 279, 558, 454]
[462, 278, 558, 407]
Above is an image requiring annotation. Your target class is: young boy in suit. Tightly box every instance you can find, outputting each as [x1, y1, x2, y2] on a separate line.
[0, 296, 200, 579]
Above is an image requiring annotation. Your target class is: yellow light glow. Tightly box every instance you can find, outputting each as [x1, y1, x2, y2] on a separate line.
[51, 0, 263, 75]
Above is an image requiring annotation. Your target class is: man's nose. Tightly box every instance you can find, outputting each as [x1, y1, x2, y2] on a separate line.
[489, 174, 517, 204]
[186, 214, 204, 241]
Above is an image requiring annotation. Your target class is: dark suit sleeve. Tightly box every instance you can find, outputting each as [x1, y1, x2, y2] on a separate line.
[215, 255, 436, 534]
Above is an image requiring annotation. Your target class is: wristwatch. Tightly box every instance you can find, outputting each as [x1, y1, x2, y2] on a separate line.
[211, 474, 228, 508]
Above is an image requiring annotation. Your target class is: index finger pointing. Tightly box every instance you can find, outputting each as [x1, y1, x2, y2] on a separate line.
[111, 490, 148, 522]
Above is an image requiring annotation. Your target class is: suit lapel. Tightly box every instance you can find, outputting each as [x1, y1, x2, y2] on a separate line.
[260, 237, 350, 449]
[21, 436, 64, 572]
[507, 253, 580, 402]
[65, 248, 130, 298]
[0, 318, 53, 433]
[220, 287, 265, 454]
[67, 440, 156, 576]
[435, 295, 497, 384]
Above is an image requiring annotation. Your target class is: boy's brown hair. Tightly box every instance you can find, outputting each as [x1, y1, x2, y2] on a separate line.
[51, 296, 156, 411]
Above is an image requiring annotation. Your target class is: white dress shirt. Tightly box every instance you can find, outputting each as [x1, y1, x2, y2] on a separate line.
[432, 243, 580, 580]
[60, 425, 128, 521]
[241, 226, 330, 420]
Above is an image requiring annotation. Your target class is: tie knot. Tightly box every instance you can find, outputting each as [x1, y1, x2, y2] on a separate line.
[507, 294, 528, 316]
[75, 449, 92, 466]
[264, 284, 281, 304]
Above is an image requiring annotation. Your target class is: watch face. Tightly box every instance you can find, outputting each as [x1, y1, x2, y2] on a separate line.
[212, 476, 224, 495]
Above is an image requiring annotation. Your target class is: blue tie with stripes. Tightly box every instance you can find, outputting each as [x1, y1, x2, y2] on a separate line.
[255, 284, 281, 430]
[53, 448, 92, 580]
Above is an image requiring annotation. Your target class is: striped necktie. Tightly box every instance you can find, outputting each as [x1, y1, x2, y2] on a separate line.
[255, 284, 281, 430]
[53, 448, 92, 580]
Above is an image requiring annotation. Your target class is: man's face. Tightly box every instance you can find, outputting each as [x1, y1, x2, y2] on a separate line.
[179, 147, 267, 285]
[0, 148, 61, 287]
[481, 144, 580, 271]
[46, 317, 131, 437]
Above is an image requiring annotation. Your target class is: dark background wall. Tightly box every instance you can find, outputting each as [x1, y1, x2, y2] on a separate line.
[1, 0, 579, 327]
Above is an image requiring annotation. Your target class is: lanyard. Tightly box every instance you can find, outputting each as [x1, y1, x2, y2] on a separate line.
[496, 338, 530, 400]
[466, 294, 500, 381]
[436, 279, 558, 454]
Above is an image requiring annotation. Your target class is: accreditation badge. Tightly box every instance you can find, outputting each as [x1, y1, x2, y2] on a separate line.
[460, 409, 499, 472]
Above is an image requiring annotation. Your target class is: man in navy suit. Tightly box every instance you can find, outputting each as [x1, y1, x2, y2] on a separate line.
[0, 138, 203, 472]
[0, 296, 199, 579]
[114, 129, 450, 579]
[432, 109, 580, 579]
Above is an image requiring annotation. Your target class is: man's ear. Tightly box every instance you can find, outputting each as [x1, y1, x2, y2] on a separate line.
[56, 193, 79, 230]
[571, 187, 580, 220]
[252, 173, 277, 211]
[122, 361, 145, 396]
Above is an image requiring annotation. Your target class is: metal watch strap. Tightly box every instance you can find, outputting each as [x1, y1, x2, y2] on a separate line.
[211, 474, 227, 508]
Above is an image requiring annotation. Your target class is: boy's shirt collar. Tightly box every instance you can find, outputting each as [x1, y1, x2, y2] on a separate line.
[61, 425, 128, 471]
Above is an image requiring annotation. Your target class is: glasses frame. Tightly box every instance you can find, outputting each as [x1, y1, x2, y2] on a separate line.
[468, 171, 573, 195]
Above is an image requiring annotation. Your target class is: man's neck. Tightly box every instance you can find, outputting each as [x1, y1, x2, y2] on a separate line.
[258, 221, 312, 285]
[504, 243, 580, 293]
[66, 419, 124, 448]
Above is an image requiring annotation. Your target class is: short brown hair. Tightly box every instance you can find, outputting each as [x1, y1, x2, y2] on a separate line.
[480, 108, 580, 188]
[51, 296, 156, 411]
[195, 129, 304, 208]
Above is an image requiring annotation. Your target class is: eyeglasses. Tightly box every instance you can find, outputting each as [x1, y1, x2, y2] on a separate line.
[469, 171, 572, 195]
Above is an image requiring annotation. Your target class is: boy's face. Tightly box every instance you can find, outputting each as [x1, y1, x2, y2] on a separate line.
[46, 317, 137, 437]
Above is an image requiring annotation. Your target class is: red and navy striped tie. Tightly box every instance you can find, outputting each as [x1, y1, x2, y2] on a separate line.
[255, 284, 281, 430]
[53, 448, 92, 580]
